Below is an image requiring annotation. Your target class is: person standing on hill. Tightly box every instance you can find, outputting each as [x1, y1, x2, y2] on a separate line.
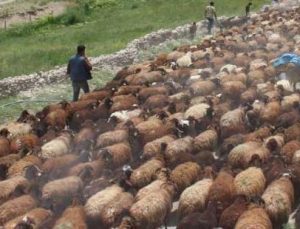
[245, 2, 252, 16]
[67, 45, 92, 101]
[204, 1, 217, 34]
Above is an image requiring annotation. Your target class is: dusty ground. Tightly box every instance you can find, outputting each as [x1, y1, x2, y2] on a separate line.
[0, 0, 70, 28]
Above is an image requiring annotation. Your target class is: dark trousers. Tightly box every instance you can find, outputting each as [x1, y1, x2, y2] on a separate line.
[72, 80, 90, 101]
[207, 17, 214, 34]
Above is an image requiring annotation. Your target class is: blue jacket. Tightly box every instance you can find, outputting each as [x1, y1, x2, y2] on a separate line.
[68, 54, 92, 81]
[273, 53, 300, 68]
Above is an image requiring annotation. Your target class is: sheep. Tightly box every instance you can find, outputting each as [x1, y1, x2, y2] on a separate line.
[45, 108, 70, 130]
[234, 167, 266, 197]
[0, 195, 37, 225]
[67, 160, 104, 179]
[39, 132, 72, 159]
[170, 162, 201, 194]
[235, 206, 272, 229]
[260, 101, 281, 124]
[96, 142, 132, 169]
[7, 155, 42, 178]
[284, 122, 300, 142]
[222, 81, 247, 99]
[208, 169, 236, 215]
[163, 136, 194, 166]
[220, 107, 246, 138]
[189, 80, 216, 96]
[80, 89, 110, 101]
[281, 94, 300, 112]
[41, 176, 84, 212]
[228, 142, 270, 168]
[0, 176, 31, 205]
[167, 51, 185, 62]
[177, 200, 218, 229]
[138, 86, 169, 102]
[0, 130, 11, 157]
[262, 176, 294, 224]
[0, 123, 32, 139]
[115, 85, 142, 96]
[10, 133, 40, 154]
[85, 185, 133, 228]
[144, 94, 170, 111]
[281, 140, 300, 163]
[244, 126, 272, 142]
[167, 69, 191, 85]
[5, 208, 53, 228]
[275, 108, 300, 129]
[183, 103, 210, 120]
[54, 206, 87, 229]
[178, 178, 213, 218]
[110, 94, 138, 113]
[142, 135, 176, 160]
[219, 195, 249, 229]
[264, 134, 285, 154]
[194, 129, 218, 152]
[130, 159, 164, 188]
[128, 186, 173, 229]
[96, 129, 128, 148]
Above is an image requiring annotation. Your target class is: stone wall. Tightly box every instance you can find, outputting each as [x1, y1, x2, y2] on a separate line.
[0, 0, 298, 98]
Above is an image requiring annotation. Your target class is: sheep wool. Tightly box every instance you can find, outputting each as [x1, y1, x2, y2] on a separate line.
[7, 155, 42, 178]
[170, 162, 201, 193]
[40, 133, 72, 159]
[220, 108, 246, 138]
[85, 185, 123, 220]
[184, 103, 210, 120]
[176, 52, 192, 67]
[178, 178, 213, 218]
[190, 80, 216, 96]
[135, 180, 166, 201]
[130, 159, 164, 188]
[281, 94, 300, 112]
[194, 129, 218, 152]
[234, 167, 266, 197]
[0, 195, 37, 225]
[0, 122, 32, 139]
[103, 142, 132, 168]
[281, 140, 300, 163]
[54, 206, 87, 229]
[235, 207, 272, 229]
[5, 208, 53, 228]
[262, 177, 294, 223]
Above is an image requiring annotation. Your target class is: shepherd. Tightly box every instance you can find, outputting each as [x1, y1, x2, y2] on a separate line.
[204, 1, 217, 34]
[67, 45, 93, 101]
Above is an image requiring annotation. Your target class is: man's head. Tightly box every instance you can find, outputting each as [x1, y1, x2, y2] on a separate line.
[77, 45, 86, 56]
[210, 1, 214, 6]
[248, 2, 253, 6]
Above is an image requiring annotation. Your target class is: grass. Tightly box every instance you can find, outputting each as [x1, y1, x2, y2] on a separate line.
[0, 0, 271, 79]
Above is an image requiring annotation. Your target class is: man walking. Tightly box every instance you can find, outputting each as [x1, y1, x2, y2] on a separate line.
[67, 45, 92, 101]
[204, 1, 217, 34]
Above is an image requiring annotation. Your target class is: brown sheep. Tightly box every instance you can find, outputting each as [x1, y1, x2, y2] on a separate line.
[96, 129, 128, 148]
[190, 80, 216, 96]
[67, 160, 104, 179]
[170, 162, 201, 194]
[284, 122, 300, 142]
[240, 87, 258, 104]
[220, 108, 246, 138]
[0, 129, 11, 157]
[7, 155, 42, 178]
[208, 169, 236, 216]
[115, 85, 142, 96]
[80, 89, 110, 101]
[0, 195, 37, 225]
[144, 94, 170, 111]
[10, 133, 40, 154]
[222, 81, 247, 99]
[281, 140, 300, 163]
[194, 129, 218, 152]
[260, 101, 281, 124]
[138, 86, 169, 102]
[110, 94, 138, 113]
[54, 205, 87, 229]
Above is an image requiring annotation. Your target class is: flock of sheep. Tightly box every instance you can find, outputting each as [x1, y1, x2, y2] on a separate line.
[0, 4, 300, 229]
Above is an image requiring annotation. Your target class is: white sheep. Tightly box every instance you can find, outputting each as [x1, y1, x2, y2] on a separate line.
[176, 52, 192, 68]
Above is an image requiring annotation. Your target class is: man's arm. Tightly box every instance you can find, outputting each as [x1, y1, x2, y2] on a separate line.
[67, 62, 71, 75]
[213, 8, 217, 19]
[84, 57, 92, 71]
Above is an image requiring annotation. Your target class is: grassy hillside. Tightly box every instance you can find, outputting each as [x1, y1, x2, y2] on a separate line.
[0, 0, 270, 79]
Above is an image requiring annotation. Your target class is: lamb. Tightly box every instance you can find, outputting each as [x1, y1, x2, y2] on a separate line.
[178, 178, 213, 218]
[234, 167, 266, 197]
[142, 135, 176, 160]
[96, 129, 128, 148]
[262, 175, 294, 224]
[5, 208, 53, 228]
[194, 129, 218, 152]
[39, 132, 72, 159]
[130, 159, 164, 188]
[235, 206, 272, 229]
[170, 162, 201, 194]
[54, 205, 87, 229]
[41, 176, 84, 213]
[0, 195, 37, 225]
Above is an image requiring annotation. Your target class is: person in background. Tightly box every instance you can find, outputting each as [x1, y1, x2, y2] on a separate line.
[67, 45, 92, 101]
[204, 1, 217, 34]
[189, 22, 197, 40]
[245, 2, 252, 16]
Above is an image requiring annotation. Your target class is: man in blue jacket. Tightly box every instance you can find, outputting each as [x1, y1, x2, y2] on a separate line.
[67, 45, 92, 101]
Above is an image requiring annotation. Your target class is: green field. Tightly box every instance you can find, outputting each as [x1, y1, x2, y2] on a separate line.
[0, 0, 270, 79]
